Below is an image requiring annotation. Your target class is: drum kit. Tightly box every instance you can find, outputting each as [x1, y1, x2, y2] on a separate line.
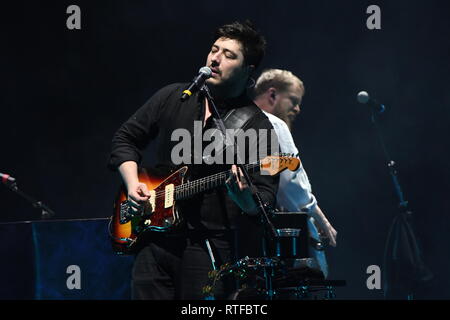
[202, 212, 345, 300]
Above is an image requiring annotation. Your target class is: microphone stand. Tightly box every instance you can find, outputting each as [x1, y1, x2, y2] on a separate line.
[369, 107, 432, 300]
[2, 179, 56, 219]
[200, 85, 278, 300]
[370, 108, 408, 209]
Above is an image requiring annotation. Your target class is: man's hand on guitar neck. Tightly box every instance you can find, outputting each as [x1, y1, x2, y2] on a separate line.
[226, 165, 259, 216]
[119, 161, 151, 213]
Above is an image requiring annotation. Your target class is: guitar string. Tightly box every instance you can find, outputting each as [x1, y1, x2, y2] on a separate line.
[143, 157, 294, 200]
[175, 163, 259, 199]
[148, 163, 260, 200]
[151, 163, 258, 198]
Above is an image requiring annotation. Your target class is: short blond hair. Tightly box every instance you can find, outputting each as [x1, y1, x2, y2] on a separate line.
[253, 68, 304, 98]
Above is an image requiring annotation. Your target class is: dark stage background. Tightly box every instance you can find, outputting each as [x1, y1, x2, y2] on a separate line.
[1, 1, 449, 299]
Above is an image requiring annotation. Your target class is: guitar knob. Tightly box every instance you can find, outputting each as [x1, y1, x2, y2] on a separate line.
[163, 217, 174, 227]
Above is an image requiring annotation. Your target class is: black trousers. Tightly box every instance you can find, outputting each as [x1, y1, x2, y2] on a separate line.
[131, 232, 236, 300]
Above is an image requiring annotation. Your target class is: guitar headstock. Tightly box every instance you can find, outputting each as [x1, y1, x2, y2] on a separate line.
[259, 154, 301, 176]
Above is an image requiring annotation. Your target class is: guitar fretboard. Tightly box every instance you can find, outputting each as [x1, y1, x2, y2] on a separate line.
[175, 163, 260, 200]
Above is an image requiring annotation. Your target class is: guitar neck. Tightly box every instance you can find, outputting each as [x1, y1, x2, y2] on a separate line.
[175, 163, 260, 200]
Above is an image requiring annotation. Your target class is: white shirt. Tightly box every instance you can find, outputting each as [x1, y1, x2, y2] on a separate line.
[263, 110, 328, 278]
[263, 111, 318, 213]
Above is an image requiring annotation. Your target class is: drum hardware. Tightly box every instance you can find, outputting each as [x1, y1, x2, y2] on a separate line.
[274, 228, 302, 259]
[202, 256, 329, 300]
[202, 256, 281, 300]
[202, 212, 345, 300]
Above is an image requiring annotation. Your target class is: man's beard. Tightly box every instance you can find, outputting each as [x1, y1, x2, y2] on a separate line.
[283, 116, 295, 131]
[207, 77, 246, 99]
[272, 109, 290, 129]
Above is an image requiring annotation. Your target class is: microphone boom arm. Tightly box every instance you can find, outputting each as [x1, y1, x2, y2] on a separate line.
[2, 179, 56, 219]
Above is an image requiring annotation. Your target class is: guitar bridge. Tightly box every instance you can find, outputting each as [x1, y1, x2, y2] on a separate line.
[119, 200, 153, 224]
[119, 201, 134, 224]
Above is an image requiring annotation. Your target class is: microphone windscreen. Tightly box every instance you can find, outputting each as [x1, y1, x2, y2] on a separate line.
[357, 91, 370, 104]
[199, 66, 212, 77]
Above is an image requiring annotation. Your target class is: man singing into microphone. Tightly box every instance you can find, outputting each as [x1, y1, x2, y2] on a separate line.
[108, 21, 278, 299]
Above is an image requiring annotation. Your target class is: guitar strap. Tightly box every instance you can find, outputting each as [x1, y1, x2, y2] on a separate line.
[222, 105, 263, 130]
[203, 104, 266, 270]
[216, 104, 265, 133]
[208, 104, 266, 163]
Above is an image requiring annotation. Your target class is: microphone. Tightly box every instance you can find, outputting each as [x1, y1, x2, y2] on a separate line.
[180, 66, 212, 101]
[0, 173, 16, 185]
[357, 91, 386, 114]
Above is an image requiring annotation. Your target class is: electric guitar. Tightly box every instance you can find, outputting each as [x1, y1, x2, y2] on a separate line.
[109, 156, 300, 254]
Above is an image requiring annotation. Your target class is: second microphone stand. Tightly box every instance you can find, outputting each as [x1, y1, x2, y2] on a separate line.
[369, 106, 432, 299]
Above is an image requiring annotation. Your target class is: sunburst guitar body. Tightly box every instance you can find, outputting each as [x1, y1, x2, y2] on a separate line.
[109, 156, 300, 254]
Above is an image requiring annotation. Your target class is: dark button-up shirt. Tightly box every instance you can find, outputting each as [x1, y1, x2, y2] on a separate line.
[109, 83, 279, 231]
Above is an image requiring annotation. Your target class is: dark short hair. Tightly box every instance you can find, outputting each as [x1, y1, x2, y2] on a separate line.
[213, 20, 266, 69]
